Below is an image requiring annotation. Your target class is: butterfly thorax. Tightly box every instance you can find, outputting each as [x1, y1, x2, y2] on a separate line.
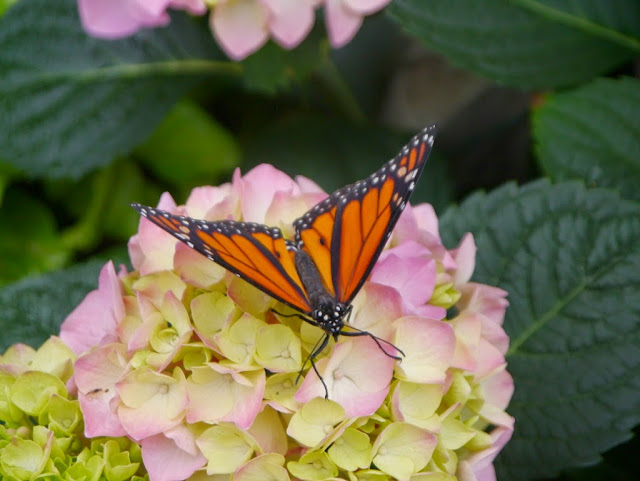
[294, 248, 347, 339]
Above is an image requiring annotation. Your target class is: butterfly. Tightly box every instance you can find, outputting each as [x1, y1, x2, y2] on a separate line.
[132, 124, 436, 397]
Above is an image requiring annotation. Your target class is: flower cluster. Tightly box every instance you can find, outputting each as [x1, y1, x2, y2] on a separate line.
[53, 164, 514, 481]
[0, 338, 145, 480]
[77, 0, 392, 60]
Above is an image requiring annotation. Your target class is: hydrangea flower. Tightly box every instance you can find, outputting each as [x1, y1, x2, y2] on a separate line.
[0, 338, 146, 480]
[54, 163, 514, 481]
[77, 0, 392, 59]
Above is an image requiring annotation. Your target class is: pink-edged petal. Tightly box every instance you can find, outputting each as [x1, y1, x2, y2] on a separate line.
[394, 317, 456, 384]
[186, 364, 265, 429]
[141, 431, 207, 481]
[262, 0, 317, 48]
[483, 367, 514, 412]
[458, 426, 513, 481]
[458, 283, 509, 326]
[295, 175, 326, 194]
[77, 0, 170, 39]
[413, 203, 440, 239]
[450, 312, 482, 371]
[60, 261, 124, 355]
[174, 241, 227, 289]
[74, 344, 129, 437]
[372, 241, 437, 309]
[169, 0, 207, 15]
[451, 233, 477, 286]
[129, 192, 180, 274]
[296, 338, 394, 417]
[247, 406, 288, 455]
[236, 164, 300, 222]
[350, 283, 403, 340]
[117, 367, 188, 440]
[210, 0, 270, 61]
[392, 204, 419, 245]
[474, 339, 506, 380]
[184, 184, 235, 219]
[343, 0, 391, 14]
[324, 0, 363, 47]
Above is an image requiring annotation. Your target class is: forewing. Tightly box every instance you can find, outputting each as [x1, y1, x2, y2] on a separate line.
[132, 204, 312, 314]
[294, 124, 436, 304]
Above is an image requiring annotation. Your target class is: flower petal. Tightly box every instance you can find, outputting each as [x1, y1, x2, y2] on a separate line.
[211, 0, 269, 60]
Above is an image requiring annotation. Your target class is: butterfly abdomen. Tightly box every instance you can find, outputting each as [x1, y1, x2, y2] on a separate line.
[294, 248, 346, 337]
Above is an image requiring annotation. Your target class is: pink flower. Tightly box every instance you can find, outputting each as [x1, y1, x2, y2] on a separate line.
[210, 0, 320, 60]
[60, 261, 125, 355]
[59, 163, 513, 481]
[324, 0, 392, 47]
[77, 0, 206, 38]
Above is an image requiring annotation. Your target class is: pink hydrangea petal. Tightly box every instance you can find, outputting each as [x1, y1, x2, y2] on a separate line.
[60, 261, 124, 355]
[78, 0, 170, 39]
[324, 0, 363, 47]
[350, 283, 403, 340]
[459, 426, 513, 481]
[169, 0, 207, 15]
[186, 364, 265, 430]
[210, 0, 269, 60]
[452, 233, 477, 286]
[413, 204, 440, 239]
[236, 164, 300, 222]
[296, 338, 394, 417]
[343, 0, 391, 14]
[174, 242, 227, 289]
[129, 192, 179, 275]
[450, 312, 482, 371]
[141, 432, 207, 481]
[392, 204, 419, 245]
[372, 241, 437, 308]
[459, 283, 509, 325]
[117, 368, 188, 440]
[262, 0, 317, 48]
[474, 339, 506, 379]
[294, 175, 326, 194]
[74, 344, 129, 437]
[479, 313, 510, 355]
[185, 184, 235, 219]
[482, 369, 514, 412]
[394, 317, 456, 384]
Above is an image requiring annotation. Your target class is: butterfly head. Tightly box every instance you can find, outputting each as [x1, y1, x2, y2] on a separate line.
[312, 296, 350, 340]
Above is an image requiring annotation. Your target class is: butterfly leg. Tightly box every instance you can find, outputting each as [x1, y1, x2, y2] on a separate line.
[296, 332, 331, 399]
[339, 328, 405, 361]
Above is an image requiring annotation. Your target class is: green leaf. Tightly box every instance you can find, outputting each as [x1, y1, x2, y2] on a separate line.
[0, 251, 129, 351]
[0, 0, 238, 180]
[387, 0, 640, 89]
[136, 99, 240, 186]
[0, 0, 16, 16]
[242, 114, 453, 213]
[0, 188, 70, 285]
[241, 29, 325, 94]
[534, 77, 640, 201]
[440, 181, 640, 480]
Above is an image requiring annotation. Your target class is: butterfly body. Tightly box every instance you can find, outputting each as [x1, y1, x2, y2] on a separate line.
[132, 124, 436, 396]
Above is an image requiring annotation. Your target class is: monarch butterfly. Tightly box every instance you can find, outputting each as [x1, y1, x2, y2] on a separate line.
[132, 124, 436, 397]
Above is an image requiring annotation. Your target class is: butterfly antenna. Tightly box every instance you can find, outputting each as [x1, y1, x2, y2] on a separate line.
[296, 332, 330, 399]
[339, 326, 405, 360]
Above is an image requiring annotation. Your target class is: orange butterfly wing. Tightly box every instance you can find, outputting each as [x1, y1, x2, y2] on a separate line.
[132, 205, 312, 314]
[294, 125, 436, 304]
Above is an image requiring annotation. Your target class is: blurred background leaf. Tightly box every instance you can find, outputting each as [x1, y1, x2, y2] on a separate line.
[387, 0, 640, 88]
[0, 0, 234, 180]
[534, 77, 640, 201]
